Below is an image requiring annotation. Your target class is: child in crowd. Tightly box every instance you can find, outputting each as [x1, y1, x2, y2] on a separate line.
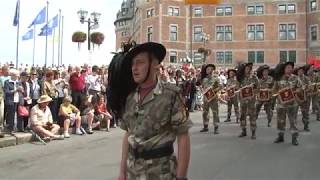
[94, 95, 112, 132]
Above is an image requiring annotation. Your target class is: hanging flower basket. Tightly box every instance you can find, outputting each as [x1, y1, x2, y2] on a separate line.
[72, 31, 87, 50]
[91, 32, 105, 47]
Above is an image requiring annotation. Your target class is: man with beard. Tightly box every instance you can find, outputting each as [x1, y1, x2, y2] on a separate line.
[255, 65, 274, 127]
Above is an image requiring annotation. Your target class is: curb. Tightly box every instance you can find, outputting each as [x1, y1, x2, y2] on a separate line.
[0, 133, 32, 148]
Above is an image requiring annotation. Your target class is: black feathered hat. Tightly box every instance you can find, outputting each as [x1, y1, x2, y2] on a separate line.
[236, 62, 253, 82]
[200, 64, 216, 80]
[256, 65, 270, 79]
[273, 62, 295, 81]
[293, 65, 305, 75]
[124, 42, 166, 64]
[227, 68, 237, 79]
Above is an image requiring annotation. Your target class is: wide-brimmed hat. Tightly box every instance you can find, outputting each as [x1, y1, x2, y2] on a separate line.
[227, 68, 237, 78]
[125, 42, 166, 64]
[293, 65, 305, 75]
[256, 65, 270, 79]
[37, 95, 52, 104]
[273, 62, 295, 81]
[205, 64, 216, 71]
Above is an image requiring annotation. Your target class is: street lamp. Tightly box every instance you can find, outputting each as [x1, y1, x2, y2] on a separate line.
[201, 32, 210, 63]
[77, 9, 101, 51]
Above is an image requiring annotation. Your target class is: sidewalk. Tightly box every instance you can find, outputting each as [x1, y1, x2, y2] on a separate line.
[0, 133, 32, 148]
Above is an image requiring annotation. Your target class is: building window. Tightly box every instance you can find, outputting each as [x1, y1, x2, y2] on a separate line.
[247, 5, 264, 15]
[193, 25, 203, 42]
[121, 31, 128, 37]
[216, 25, 232, 41]
[280, 50, 296, 63]
[287, 4, 296, 13]
[169, 51, 177, 63]
[279, 24, 296, 40]
[147, 26, 153, 42]
[279, 4, 296, 14]
[169, 25, 178, 41]
[248, 51, 264, 64]
[278, 4, 287, 14]
[193, 7, 203, 17]
[216, 7, 232, 16]
[311, 25, 318, 41]
[310, 0, 317, 11]
[146, 8, 155, 18]
[247, 24, 264, 41]
[168, 7, 180, 16]
[216, 51, 232, 64]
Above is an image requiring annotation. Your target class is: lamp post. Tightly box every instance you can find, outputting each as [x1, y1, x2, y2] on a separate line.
[77, 9, 101, 51]
[201, 32, 210, 63]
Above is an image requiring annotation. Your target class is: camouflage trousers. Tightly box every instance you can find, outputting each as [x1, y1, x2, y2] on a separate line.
[296, 96, 311, 126]
[227, 97, 239, 120]
[311, 95, 318, 112]
[256, 100, 273, 122]
[270, 96, 277, 111]
[202, 99, 219, 127]
[126, 154, 177, 180]
[314, 96, 320, 120]
[276, 106, 299, 134]
[240, 99, 256, 130]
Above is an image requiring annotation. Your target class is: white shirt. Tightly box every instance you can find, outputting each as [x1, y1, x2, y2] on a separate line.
[31, 79, 41, 100]
[9, 80, 19, 103]
[30, 104, 53, 126]
[87, 74, 101, 91]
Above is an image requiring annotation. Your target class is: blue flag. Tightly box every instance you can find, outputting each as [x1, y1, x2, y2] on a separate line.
[28, 7, 46, 28]
[13, 0, 20, 26]
[42, 14, 58, 30]
[39, 26, 53, 36]
[22, 29, 34, 40]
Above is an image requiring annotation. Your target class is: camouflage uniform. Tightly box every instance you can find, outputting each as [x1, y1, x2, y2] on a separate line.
[201, 75, 222, 133]
[225, 78, 239, 122]
[256, 76, 274, 127]
[239, 75, 259, 137]
[273, 75, 302, 136]
[310, 72, 320, 120]
[296, 74, 311, 130]
[120, 81, 192, 180]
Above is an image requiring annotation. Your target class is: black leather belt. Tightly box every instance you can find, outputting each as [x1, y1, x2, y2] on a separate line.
[130, 144, 174, 160]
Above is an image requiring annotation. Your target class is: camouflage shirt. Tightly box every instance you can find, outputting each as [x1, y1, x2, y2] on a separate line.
[258, 76, 274, 89]
[273, 74, 303, 108]
[226, 78, 240, 90]
[120, 80, 193, 151]
[202, 75, 221, 101]
[239, 75, 259, 102]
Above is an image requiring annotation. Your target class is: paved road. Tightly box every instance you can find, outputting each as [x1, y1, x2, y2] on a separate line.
[0, 106, 320, 180]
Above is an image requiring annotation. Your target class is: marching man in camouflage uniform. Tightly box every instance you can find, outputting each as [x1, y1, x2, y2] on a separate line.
[273, 62, 302, 146]
[236, 62, 259, 139]
[308, 67, 320, 120]
[294, 65, 311, 132]
[200, 64, 222, 134]
[224, 69, 240, 123]
[109, 42, 192, 180]
[255, 65, 274, 127]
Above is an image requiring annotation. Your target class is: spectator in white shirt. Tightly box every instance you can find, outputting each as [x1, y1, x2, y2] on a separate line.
[30, 95, 63, 141]
[87, 65, 101, 104]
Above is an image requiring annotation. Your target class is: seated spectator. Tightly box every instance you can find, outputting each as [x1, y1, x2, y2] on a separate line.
[30, 95, 64, 141]
[80, 95, 101, 134]
[59, 96, 83, 138]
[94, 95, 112, 132]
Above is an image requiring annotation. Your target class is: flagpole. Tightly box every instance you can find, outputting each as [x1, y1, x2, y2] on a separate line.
[60, 16, 64, 66]
[15, 13, 20, 69]
[45, 1, 49, 67]
[33, 25, 36, 66]
[52, 28, 55, 67]
[57, 9, 61, 67]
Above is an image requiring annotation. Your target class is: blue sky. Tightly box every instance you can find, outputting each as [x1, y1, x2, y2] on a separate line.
[0, 0, 122, 66]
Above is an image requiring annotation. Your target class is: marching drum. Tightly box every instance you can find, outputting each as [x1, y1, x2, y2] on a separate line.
[240, 85, 254, 100]
[278, 88, 295, 104]
[257, 89, 270, 101]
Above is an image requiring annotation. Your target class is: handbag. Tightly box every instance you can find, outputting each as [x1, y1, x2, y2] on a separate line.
[18, 105, 29, 117]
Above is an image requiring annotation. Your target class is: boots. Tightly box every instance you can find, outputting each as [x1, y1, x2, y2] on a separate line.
[214, 126, 219, 135]
[251, 130, 256, 139]
[238, 128, 247, 138]
[200, 125, 209, 132]
[267, 119, 272, 127]
[274, 132, 284, 143]
[304, 123, 310, 132]
[292, 133, 299, 146]
[236, 117, 239, 124]
[224, 118, 231, 122]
